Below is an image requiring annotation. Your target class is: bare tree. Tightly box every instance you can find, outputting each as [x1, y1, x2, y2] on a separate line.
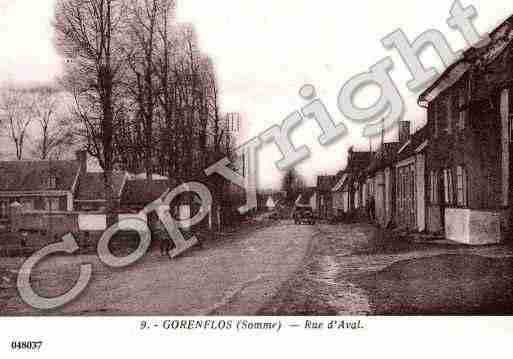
[281, 169, 305, 205]
[0, 87, 36, 160]
[154, 19, 181, 183]
[124, 0, 173, 184]
[54, 0, 128, 220]
[28, 86, 74, 160]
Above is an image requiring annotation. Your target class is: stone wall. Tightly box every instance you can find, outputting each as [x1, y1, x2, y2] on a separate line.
[445, 208, 503, 245]
[12, 211, 79, 236]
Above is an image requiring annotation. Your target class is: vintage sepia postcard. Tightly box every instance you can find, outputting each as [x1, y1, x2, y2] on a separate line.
[0, 0, 512, 357]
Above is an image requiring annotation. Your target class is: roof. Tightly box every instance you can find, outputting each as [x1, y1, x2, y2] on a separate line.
[317, 175, 338, 191]
[418, 61, 470, 104]
[0, 160, 79, 192]
[419, 15, 513, 104]
[330, 150, 372, 192]
[347, 150, 372, 178]
[75, 171, 127, 201]
[348, 150, 372, 165]
[340, 173, 358, 192]
[395, 126, 430, 162]
[366, 142, 402, 174]
[332, 172, 348, 192]
[121, 179, 170, 206]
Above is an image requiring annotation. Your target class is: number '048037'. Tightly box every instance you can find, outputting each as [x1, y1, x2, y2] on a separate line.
[11, 341, 43, 350]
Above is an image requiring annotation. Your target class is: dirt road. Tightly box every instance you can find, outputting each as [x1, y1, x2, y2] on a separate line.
[0, 221, 314, 315]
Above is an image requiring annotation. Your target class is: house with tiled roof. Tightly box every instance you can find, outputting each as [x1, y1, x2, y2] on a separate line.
[331, 148, 372, 219]
[0, 151, 174, 232]
[415, 15, 513, 244]
[328, 14, 513, 245]
[331, 120, 428, 229]
[0, 158, 80, 225]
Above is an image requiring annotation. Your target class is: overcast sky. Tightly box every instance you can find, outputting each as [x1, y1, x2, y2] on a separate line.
[0, 0, 511, 188]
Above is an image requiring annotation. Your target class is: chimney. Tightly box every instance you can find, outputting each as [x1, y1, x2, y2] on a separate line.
[75, 150, 87, 176]
[398, 121, 411, 144]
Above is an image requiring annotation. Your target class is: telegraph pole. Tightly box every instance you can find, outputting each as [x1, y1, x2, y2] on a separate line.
[48, 153, 52, 240]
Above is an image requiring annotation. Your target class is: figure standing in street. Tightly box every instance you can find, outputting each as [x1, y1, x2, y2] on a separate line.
[368, 196, 375, 222]
[160, 236, 170, 256]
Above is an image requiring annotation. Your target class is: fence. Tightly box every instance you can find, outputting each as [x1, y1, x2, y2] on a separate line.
[11, 211, 80, 235]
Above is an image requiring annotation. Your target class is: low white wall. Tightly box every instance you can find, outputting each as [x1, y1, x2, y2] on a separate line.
[445, 208, 470, 244]
[445, 208, 502, 245]
[78, 214, 107, 231]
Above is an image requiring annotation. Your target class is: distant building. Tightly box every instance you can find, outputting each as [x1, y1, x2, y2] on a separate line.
[0, 158, 80, 223]
[316, 175, 338, 219]
[266, 196, 276, 211]
[331, 148, 372, 220]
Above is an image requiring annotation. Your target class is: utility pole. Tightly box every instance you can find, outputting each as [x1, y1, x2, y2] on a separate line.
[48, 154, 52, 240]
[381, 118, 385, 159]
[381, 118, 385, 147]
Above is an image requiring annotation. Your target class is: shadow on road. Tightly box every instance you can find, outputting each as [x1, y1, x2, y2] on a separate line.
[355, 254, 513, 315]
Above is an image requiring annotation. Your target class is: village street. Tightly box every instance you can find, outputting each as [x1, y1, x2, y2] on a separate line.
[2, 220, 513, 315]
[0, 221, 313, 315]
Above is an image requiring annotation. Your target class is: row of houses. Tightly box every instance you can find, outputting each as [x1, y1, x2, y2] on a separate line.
[0, 149, 245, 236]
[315, 15, 513, 245]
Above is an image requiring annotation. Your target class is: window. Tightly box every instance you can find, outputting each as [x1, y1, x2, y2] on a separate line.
[508, 88, 513, 142]
[430, 170, 439, 204]
[432, 101, 439, 138]
[456, 166, 468, 206]
[438, 97, 447, 133]
[0, 201, 8, 219]
[402, 170, 407, 200]
[443, 168, 454, 205]
[508, 88, 513, 141]
[458, 88, 467, 130]
[446, 94, 453, 134]
[397, 169, 403, 204]
[48, 176, 57, 189]
[354, 183, 360, 209]
[45, 197, 60, 212]
[179, 205, 191, 225]
[509, 113, 513, 143]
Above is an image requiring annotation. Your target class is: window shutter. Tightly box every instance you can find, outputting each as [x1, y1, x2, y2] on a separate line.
[59, 197, 67, 211]
[447, 94, 453, 134]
